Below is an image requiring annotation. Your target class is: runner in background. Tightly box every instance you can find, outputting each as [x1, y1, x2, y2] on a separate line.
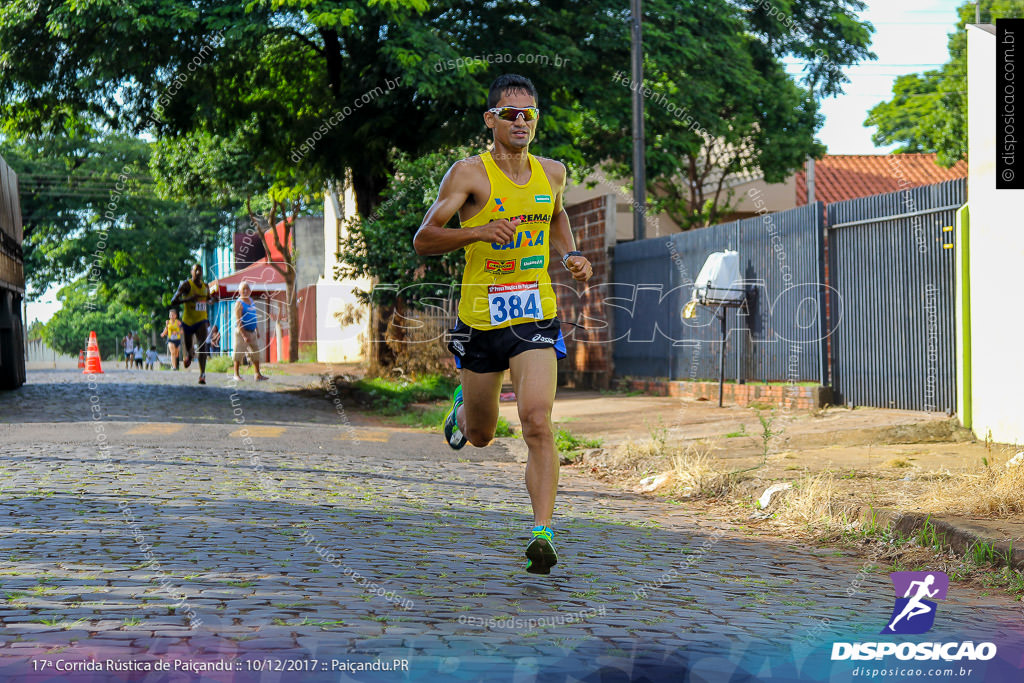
[170, 264, 211, 385]
[123, 332, 134, 370]
[232, 282, 268, 382]
[160, 309, 183, 370]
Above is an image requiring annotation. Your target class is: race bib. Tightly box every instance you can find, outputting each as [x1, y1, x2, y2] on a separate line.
[194, 302, 207, 312]
[487, 282, 542, 326]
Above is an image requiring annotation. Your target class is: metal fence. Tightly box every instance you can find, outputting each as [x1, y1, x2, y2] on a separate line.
[826, 179, 963, 412]
[612, 203, 825, 384]
[611, 178, 964, 412]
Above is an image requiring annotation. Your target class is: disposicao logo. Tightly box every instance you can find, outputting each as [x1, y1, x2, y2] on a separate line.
[831, 571, 997, 663]
[883, 571, 948, 635]
[534, 194, 552, 203]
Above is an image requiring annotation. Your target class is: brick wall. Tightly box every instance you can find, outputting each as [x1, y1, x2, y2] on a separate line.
[553, 196, 613, 389]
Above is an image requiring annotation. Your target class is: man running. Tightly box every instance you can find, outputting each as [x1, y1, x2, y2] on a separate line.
[160, 309, 183, 370]
[170, 264, 211, 385]
[413, 74, 593, 574]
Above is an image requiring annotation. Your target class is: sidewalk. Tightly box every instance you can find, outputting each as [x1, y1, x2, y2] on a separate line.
[497, 389, 1024, 570]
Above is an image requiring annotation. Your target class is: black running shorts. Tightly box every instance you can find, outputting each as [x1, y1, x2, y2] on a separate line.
[447, 318, 567, 374]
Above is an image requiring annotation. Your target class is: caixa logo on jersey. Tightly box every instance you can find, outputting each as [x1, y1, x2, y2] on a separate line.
[491, 229, 545, 250]
[831, 571, 997, 662]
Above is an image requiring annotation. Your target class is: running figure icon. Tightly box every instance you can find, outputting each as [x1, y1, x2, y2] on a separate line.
[882, 571, 949, 635]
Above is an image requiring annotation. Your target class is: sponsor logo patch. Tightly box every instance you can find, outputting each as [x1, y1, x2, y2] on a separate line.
[492, 197, 506, 212]
[520, 255, 545, 269]
[484, 258, 516, 275]
[491, 229, 545, 250]
[534, 194, 552, 203]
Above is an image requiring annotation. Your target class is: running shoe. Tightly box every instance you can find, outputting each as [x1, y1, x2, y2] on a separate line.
[525, 525, 558, 575]
[443, 385, 467, 450]
[183, 355, 192, 369]
[198, 374, 206, 385]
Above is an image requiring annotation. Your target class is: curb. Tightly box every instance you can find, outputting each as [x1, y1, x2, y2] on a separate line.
[856, 506, 1024, 571]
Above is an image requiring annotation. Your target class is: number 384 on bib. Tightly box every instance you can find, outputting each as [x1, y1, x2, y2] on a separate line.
[487, 282, 543, 326]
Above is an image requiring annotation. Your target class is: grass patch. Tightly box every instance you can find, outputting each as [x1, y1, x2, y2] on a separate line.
[555, 428, 602, 459]
[355, 374, 458, 414]
[204, 355, 233, 374]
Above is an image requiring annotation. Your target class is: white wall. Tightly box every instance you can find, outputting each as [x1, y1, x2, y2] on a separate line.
[964, 25, 1024, 444]
[318, 183, 370, 363]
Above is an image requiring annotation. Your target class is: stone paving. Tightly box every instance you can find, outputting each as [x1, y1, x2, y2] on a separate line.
[0, 369, 1021, 681]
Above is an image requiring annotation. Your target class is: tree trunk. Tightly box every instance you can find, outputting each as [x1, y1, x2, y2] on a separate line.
[286, 275, 299, 362]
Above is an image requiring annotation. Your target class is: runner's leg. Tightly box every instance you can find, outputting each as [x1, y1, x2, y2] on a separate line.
[196, 321, 210, 377]
[458, 368, 504, 447]
[508, 348, 558, 527]
[182, 328, 195, 367]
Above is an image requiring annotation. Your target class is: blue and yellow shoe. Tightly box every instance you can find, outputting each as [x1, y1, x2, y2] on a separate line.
[443, 385, 467, 450]
[525, 525, 558, 574]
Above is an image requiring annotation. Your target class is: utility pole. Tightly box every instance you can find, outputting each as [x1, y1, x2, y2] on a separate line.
[631, 0, 646, 240]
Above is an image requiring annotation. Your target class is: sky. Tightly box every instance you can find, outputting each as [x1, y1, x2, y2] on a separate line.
[24, 0, 966, 326]
[807, 0, 963, 154]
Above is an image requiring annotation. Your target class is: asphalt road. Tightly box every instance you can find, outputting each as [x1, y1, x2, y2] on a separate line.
[0, 368, 1020, 682]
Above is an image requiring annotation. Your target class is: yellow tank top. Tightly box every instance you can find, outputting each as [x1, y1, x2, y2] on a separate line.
[458, 151, 557, 330]
[165, 319, 182, 340]
[181, 280, 209, 326]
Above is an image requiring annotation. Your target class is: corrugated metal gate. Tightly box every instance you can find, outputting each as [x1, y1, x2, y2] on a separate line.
[826, 179, 963, 412]
[612, 203, 826, 383]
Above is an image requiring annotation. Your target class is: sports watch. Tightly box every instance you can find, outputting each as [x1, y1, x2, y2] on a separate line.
[561, 250, 583, 269]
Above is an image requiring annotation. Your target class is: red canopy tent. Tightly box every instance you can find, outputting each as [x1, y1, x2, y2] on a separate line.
[208, 259, 287, 300]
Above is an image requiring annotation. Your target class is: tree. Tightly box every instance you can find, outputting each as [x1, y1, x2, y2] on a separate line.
[42, 282, 150, 359]
[0, 0, 872, 223]
[337, 148, 468, 369]
[1, 131, 228, 320]
[866, 0, 1024, 166]
[151, 131, 320, 362]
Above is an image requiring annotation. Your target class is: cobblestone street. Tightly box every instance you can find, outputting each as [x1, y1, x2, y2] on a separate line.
[0, 369, 1021, 681]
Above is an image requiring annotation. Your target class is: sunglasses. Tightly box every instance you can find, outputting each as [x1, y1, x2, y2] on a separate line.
[487, 106, 540, 121]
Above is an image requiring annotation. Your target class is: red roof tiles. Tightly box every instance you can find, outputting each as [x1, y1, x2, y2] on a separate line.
[796, 154, 967, 205]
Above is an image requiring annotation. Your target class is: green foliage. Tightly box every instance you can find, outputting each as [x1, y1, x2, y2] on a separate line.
[554, 428, 603, 458]
[867, 0, 1024, 166]
[41, 282, 150, 358]
[338, 147, 468, 309]
[354, 374, 458, 414]
[0, 0, 873, 226]
[1, 131, 228, 316]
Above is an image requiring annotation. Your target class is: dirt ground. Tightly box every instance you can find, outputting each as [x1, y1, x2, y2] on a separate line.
[497, 390, 1024, 554]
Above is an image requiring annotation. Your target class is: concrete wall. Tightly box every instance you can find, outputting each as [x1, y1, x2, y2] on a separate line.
[294, 216, 325, 290]
[963, 25, 1024, 443]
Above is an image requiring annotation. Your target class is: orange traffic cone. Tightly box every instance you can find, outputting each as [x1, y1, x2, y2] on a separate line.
[83, 331, 103, 374]
[78, 350, 85, 369]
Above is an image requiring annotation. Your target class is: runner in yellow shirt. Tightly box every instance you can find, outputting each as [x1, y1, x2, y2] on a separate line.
[170, 264, 211, 385]
[414, 74, 593, 575]
[160, 309, 183, 370]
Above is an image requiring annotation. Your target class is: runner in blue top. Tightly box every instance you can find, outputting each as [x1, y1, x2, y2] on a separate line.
[232, 281, 267, 382]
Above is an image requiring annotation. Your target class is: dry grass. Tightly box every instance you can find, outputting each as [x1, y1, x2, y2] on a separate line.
[917, 454, 1024, 516]
[670, 447, 736, 498]
[774, 472, 841, 527]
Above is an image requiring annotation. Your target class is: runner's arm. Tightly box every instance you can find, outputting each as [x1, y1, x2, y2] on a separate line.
[413, 161, 517, 256]
[170, 280, 191, 306]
